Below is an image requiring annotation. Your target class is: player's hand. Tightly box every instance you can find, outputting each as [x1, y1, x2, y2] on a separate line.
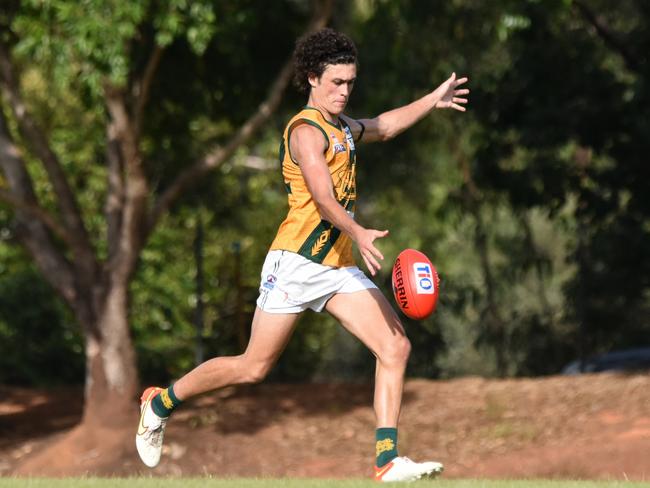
[354, 228, 389, 276]
[433, 72, 469, 112]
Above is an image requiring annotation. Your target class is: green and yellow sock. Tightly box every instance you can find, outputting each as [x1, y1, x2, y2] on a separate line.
[375, 427, 398, 467]
[151, 384, 182, 418]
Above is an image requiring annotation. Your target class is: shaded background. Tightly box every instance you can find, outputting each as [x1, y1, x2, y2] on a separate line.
[0, 0, 648, 388]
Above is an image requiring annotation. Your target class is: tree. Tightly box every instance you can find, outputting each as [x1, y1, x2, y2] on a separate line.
[471, 0, 650, 363]
[340, 0, 649, 377]
[0, 0, 331, 472]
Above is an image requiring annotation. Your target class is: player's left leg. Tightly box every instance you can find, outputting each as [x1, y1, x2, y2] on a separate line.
[325, 288, 443, 482]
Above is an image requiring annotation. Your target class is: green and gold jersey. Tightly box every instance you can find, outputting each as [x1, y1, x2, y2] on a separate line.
[270, 107, 357, 267]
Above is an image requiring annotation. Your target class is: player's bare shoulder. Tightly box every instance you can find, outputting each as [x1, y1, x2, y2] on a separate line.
[290, 123, 328, 163]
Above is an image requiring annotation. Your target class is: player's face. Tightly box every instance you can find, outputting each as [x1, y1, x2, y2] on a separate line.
[309, 63, 357, 116]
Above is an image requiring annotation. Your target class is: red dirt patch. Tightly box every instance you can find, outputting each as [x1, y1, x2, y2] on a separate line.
[1, 373, 649, 479]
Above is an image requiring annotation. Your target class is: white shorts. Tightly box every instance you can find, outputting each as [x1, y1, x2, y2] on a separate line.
[256, 250, 378, 313]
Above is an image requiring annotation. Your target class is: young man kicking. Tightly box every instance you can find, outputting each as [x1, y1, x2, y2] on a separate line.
[136, 27, 469, 482]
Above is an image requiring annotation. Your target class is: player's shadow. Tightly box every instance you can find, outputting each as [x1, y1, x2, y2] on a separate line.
[0, 386, 83, 450]
[181, 382, 418, 435]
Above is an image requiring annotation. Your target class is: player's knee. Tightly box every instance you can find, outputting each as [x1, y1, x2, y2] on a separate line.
[242, 360, 273, 384]
[380, 335, 411, 368]
[398, 335, 412, 364]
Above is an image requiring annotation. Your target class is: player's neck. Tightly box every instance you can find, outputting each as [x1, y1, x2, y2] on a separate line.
[306, 96, 339, 125]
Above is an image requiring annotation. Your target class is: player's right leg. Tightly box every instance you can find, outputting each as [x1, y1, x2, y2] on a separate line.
[136, 307, 300, 467]
[325, 288, 443, 481]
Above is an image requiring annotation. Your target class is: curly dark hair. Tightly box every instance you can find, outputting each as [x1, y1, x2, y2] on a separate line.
[292, 28, 358, 94]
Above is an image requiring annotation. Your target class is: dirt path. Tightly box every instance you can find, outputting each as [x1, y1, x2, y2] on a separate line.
[1, 373, 649, 479]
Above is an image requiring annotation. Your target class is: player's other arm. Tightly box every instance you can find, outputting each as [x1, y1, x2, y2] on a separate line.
[342, 72, 469, 143]
[290, 124, 388, 275]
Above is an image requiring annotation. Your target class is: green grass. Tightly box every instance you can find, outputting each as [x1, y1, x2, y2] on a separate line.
[0, 480, 647, 488]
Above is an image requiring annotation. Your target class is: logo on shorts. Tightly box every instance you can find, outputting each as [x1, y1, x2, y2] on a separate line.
[263, 274, 277, 290]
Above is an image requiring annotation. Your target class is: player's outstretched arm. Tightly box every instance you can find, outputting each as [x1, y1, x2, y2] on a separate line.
[342, 72, 469, 143]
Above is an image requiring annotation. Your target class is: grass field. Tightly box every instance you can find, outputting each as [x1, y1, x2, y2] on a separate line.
[0, 480, 647, 488]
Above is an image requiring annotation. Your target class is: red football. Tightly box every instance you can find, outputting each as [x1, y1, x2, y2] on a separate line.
[391, 249, 440, 320]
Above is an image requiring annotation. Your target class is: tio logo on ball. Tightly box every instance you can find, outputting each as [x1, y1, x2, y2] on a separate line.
[413, 262, 435, 294]
[392, 249, 440, 320]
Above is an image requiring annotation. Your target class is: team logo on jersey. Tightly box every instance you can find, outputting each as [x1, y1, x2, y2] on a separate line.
[330, 133, 346, 154]
[311, 228, 331, 256]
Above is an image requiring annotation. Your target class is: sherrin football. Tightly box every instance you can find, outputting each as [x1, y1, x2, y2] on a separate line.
[391, 249, 440, 320]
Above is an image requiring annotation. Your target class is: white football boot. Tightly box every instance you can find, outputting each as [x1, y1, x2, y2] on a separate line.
[374, 456, 444, 482]
[135, 386, 168, 468]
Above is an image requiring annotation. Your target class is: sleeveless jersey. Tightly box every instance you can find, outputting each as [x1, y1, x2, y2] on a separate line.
[270, 107, 357, 267]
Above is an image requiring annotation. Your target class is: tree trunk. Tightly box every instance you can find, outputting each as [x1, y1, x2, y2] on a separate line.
[13, 280, 139, 476]
[82, 282, 138, 428]
[3, 2, 333, 474]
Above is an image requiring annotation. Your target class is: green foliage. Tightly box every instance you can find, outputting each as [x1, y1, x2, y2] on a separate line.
[337, 0, 649, 377]
[0, 247, 83, 385]
[1, 0, 648, 385]
[471, 0, 650, 359]
[11, 0, 216, 93]
[1, 0, 315, 384]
